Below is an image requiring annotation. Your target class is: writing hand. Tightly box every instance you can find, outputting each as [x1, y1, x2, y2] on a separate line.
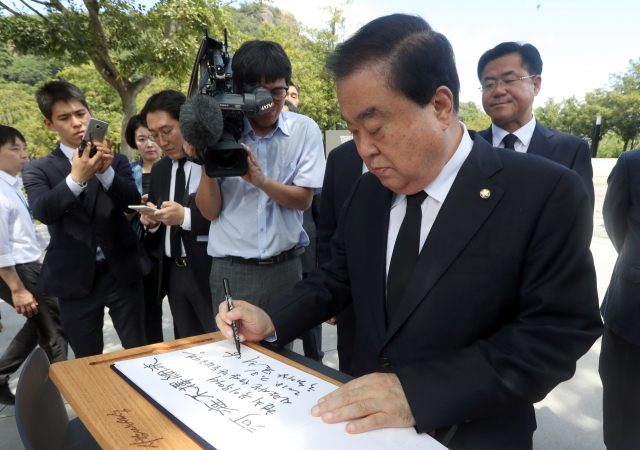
[13, 289, 38, 318]
[141, 194, 149, 205]
[150, 201, 185, 227]
[95, 137, 114, 174]
[240, 145, 266, 188]
[216, 300, 275, 343]
[325, 317, 337, 326]
[70, 142, 104, 184]
[311, 373, 416, 434]
[139, 202, 159, 227]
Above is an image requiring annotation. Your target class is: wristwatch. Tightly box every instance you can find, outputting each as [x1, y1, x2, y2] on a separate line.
[74, 180, 88, 189]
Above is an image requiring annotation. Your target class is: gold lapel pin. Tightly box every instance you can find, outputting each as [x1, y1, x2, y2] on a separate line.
[480, 189, 490, 199]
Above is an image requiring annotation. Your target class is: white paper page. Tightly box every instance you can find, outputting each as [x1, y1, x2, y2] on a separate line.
[114, 340, 447, 450]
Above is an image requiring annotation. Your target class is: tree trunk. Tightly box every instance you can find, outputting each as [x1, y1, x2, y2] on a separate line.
[120, 90, 139, 161]
[623, 139, 629, 152]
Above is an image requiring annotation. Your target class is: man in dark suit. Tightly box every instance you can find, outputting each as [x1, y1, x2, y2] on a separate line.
[215, 15, 602, 449]
[317, 138, 362, 374]
[600, 148, 640, 450]
[139, 90, 215, 339]
[476, 42, 594, 209]
[23, 81, 150, 358]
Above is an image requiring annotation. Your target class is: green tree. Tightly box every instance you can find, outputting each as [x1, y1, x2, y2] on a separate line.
[0, 80, 59, 160]
[257, 4, 346, 134]
[0, 0, 231, 160]
[605, 59, 640, 152]
[459, 101, 492, 131]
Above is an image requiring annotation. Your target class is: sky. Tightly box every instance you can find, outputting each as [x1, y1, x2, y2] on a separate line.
[262, 0, 640, 110]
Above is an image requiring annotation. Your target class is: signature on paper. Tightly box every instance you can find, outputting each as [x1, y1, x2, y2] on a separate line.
[106, 409, 164, 448]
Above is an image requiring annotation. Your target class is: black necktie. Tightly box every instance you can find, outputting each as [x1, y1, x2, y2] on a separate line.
[170, 158, 187, 258]
[386, 190, 428, 325]
[502, 134, 518, 150]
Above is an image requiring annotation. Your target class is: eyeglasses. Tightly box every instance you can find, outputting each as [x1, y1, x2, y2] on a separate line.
[148, 128, 174, 142]
[270, 87, 288, 101]
[479, 75, 536, 93]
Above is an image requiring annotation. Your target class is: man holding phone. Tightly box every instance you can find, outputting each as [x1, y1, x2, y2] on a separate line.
[22, 80, 151, 358]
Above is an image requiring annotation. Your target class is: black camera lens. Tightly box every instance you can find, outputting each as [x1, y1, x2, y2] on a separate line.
[211, 149, 240, 170]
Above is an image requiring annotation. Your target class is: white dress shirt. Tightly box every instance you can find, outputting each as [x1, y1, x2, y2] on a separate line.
[385, 123, 474, 280]
[0, 171, 42, 267]
[60, 143, 116, 260]
[491, 114, 536, 154]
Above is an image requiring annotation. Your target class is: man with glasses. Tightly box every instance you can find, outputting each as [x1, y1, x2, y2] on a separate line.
[139, 90, 215, 339]
[476, 42, 594, 208]
[190, 40, 325, 340]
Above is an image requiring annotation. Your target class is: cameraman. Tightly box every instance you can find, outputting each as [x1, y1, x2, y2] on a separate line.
[191, 40, 325, 333]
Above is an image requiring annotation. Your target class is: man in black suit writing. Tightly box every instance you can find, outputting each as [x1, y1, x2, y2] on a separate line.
[214, 15, 602, 449]
[23, 81, 150, 358]
[139, 90, 215, 339]
[476, 42, 595, 209]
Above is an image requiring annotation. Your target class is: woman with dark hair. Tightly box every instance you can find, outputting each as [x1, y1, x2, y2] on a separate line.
[126, 114, 162, 204]
[125, 114, 164, 344]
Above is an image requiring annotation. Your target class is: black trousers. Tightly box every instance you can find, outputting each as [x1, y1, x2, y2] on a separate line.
[600, 324, 640, 449]
[336, 304, 356, 374]
[164, 257, 215, 339]
[0, 263, 67, 384]
[58, 264, 146, 358]
[300, 272, 324, 362]
[142, 258, 164, 344]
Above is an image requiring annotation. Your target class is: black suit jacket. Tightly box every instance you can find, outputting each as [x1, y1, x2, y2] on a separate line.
[601, 148, 640, 345]
[144, 156, 212, 295]
[316, 139, 363, 374]
[317, 139, 363, 267]
[266, 133, 602, 448]
[478, 120, 595, 209]
[22, 146, 151, 298]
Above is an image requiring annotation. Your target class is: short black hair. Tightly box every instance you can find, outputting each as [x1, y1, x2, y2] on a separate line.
[477, 42, 543, 81]
[325, 14, 460, 112]
[289, 82, 300, 95]
[140, 90, 186, 122]
[0, 125, 26, 151]
[232, 40, 292, 91]
[35, 80, 89, 122]
[125, 114, 148, 150]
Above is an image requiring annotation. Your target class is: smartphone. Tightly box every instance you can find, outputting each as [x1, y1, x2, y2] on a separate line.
[79, 118, 109, 157]
[128, 205, 158, 212]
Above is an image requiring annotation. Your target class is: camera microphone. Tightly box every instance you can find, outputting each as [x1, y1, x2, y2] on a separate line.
[179, 94, 249, 177]
[179, 94, 224, 151]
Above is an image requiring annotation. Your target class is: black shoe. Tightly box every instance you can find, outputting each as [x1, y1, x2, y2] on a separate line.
[0, 383, 15, 405]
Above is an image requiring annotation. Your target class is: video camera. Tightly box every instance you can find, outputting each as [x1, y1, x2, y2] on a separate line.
[184, 29, 274, 177]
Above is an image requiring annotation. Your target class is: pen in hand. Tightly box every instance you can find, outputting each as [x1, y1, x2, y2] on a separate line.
[223, 278, 241, 356]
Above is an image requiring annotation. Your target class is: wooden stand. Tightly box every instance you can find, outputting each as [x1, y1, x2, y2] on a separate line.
[50, 332, 343, 449]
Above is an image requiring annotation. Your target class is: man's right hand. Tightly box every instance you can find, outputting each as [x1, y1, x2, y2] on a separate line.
[139, 202, 159, 228]
[13, 289, 38, 318]
[216, 300, 276, 343]
[70, 141, 105, 184]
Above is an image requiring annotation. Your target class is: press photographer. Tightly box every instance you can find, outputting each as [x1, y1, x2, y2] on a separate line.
[183, 39, 325, 330]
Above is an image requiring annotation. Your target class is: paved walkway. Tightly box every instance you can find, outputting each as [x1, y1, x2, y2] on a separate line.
[0, 159, 620, 449]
